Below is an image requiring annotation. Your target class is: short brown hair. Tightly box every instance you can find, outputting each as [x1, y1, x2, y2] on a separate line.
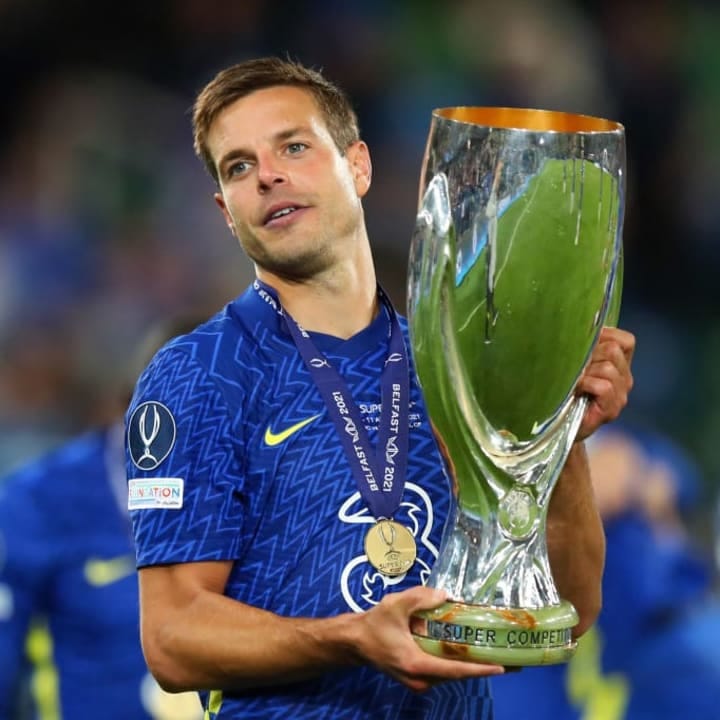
[192, 57, 360, 183]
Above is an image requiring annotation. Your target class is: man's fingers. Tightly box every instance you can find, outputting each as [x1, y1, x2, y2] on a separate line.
[396, 647, 506, 692]
[578, 376, 627, 417]
[588, 340, 629, 367]
[597, 327, 635, 363]
[575, 330, 634, 438]
[404, 655, 506, 688]
[391, 586, 448, 615]
[581, 329, 634, 395]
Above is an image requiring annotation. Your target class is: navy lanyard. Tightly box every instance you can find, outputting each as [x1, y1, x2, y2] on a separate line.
[254, 279, 410, 520]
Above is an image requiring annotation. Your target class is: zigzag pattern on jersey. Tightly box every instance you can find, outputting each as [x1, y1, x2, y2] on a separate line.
[218, 670, 410, 719]
[223, 321, 392, 618]
[222, 318, 454, 623]
[130, 343, 245, 567]
[213, 657, 491, 719]
[395, 674, 493, 720]
[129, 294, 491, 718]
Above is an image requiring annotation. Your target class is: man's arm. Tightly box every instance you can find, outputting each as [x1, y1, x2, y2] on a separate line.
[547, 327, 635, 638]
[139, 561, 505, 695]
[547, 442, 604, 638]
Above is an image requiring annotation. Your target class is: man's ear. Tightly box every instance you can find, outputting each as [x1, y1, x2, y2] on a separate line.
[347, 141, 372, 197]
[214, 192, 236, 236]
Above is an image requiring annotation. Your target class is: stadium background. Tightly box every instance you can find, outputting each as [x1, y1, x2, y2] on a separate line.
[1, 1, 718, 558]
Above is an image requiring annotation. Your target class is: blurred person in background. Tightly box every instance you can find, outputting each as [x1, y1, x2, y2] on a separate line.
[492, 423, 720, 720]
[125, 56, 635, 720]
[0, 68, 251, 478]
[0, 318, 206, 720]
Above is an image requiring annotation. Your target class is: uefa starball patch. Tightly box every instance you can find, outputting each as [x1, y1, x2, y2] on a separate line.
[128, 401, 177, 470]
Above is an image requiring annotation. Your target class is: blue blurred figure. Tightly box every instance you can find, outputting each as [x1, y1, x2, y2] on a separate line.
[0, 321, 204, 720]
[492, 424, 720, 720]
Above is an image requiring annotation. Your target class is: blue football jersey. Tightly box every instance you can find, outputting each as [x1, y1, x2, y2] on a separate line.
[126, 286, 493, 720]
[0, 427, 196, 719]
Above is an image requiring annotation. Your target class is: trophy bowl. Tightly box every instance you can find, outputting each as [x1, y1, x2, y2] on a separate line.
[407, 107, 625, 666]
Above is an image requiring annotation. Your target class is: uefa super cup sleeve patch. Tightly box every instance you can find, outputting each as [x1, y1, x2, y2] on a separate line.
[128, 401, 177, 470]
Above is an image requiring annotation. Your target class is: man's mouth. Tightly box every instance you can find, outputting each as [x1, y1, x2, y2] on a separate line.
[264, 205, 302, 225]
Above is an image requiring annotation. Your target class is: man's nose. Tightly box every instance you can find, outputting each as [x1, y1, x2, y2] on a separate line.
[257, 154, 287, 191]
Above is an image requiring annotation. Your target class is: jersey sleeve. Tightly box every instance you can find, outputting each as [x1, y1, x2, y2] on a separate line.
[126, 345, 246, 568]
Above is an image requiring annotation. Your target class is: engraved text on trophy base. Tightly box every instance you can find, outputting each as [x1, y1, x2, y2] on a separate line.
[425, 619, 572, 649]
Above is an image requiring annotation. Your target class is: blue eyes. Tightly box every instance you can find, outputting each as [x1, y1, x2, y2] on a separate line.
[226, 143, 308, 179]
[228, 161, 250, 177]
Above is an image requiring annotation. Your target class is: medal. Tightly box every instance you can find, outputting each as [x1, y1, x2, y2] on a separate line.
[364, 519, 417, 577]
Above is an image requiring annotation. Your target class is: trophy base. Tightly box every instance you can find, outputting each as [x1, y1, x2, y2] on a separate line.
[410, 600, 578, 666]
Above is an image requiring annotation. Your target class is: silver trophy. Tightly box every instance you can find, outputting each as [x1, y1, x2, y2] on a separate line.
[407, 107, 625, 665]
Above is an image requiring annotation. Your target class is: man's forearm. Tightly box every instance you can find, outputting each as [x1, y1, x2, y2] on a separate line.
[546, 441, 606, 637]
[143, 589, 363, 693]
[141, 576, 504, 695]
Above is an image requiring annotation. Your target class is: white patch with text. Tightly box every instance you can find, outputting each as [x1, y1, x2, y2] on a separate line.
[128, 478, 184, 510]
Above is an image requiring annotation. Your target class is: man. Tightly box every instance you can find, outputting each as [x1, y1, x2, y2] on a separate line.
[126, 57, 635, 719]
[0, 321, 204, 720]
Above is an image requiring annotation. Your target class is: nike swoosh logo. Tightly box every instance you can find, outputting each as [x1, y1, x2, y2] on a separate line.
[264, 414, 321, 447]
[84, 555, 136, 587]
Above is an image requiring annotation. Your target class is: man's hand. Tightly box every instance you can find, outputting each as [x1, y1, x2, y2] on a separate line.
[354, 587, 504, 693]
[576, 327, 635, 441]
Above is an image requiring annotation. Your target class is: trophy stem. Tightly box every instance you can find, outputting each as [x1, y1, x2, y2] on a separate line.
[409, 400, 586, 666]
[409, 495, 579, 666]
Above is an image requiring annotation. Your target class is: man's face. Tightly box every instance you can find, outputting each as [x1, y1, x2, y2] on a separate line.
[208, 85, 371, 280]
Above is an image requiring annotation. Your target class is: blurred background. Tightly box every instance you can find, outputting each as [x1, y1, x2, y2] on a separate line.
[2, 1, 720, 718]
[1, 0, 719, 537]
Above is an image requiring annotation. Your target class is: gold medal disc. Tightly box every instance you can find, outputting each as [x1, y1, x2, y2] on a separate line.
[364, 519, 417, 577]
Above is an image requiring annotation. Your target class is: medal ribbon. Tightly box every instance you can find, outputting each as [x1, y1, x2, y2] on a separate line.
[253, 279, 409, 520]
